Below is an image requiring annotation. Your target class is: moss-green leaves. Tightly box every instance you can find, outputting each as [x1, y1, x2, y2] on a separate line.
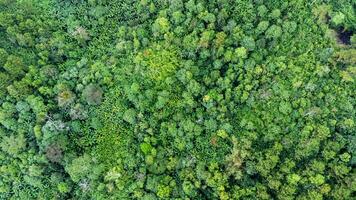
[123, 108, 136, 124]
[140, 142, 153, 155]
[65, 154, 104, 183]
[135, 44, 180, 82]
[152, 17, 170, 35]
[265, 25, 282, 39]
[0, 0, 355, 199]
[0, 134, 26, 156]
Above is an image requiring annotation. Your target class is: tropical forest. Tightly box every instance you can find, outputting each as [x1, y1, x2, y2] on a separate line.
[0, 0, 355, 199]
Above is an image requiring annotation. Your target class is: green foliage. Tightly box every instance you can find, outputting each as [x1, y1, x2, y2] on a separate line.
[331, 12, 346, 27]
[0, 134, 26, 156]
[135, 44, 180, 81]
[65, 154, 103, 183]
[3, 55, 25, 78]
[58, 90, 75, 107]
[123, 108, 136, 124]
[45, 143, 63, 163]
[82, 84, 103, 105]
[265, 25, 282, 39]
[0, 0, 354, 199]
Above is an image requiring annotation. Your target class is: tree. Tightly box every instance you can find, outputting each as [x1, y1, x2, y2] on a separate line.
[0, 134, 26, 156]
[256, 21, 269, 34]
[65, 154, 104, 183]
[82, 84, 103, 105]
[71, 26, 90, 43]
[152, 17, 170, 36]
[45, 144, 63, 163]
[3, 55, 25, 78]
[58, 90, 75, 107]
[265, 25, 282, 39]
[0, 48, 8, 66]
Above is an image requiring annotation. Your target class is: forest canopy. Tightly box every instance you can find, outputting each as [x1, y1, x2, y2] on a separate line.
[0, 0, 355, 199]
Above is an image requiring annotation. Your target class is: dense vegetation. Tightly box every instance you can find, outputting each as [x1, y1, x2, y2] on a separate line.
[0, 0, 355, 199]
